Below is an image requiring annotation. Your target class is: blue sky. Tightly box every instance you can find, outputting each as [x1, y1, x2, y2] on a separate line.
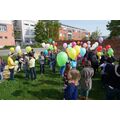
[60, 20, 110, 36]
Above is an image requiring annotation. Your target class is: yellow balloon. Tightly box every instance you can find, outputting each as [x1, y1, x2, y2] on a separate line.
[67, 48, 77, 60]
[26, 46, 32, 53]
[18, 49, 22, 55]
[73, 45, 80, 56]
[10, 47, 15, 53]
[54, 46, 57, 50]
[97, 52, 102, 59]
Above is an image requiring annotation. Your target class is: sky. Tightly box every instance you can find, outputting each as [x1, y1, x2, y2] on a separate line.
[60, 20, 110, 36]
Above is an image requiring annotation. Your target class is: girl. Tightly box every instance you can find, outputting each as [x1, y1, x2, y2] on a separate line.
[64, 69, 81, 100]
[80, 60, 94, 100]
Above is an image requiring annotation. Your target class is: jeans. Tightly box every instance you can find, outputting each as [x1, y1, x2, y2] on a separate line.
[106, 86, 120, 100]
[17, 62, 22, 71]
[52, 61, 56, 73]
[9, 68, 14, 80]
[23, 66, 29, 79]
[29, 67, 36, 80]
[80, 89, 89, 97]
[60, 66, 65, 77]
[40, 64, 44, 74]
[0, 72, 3, 80]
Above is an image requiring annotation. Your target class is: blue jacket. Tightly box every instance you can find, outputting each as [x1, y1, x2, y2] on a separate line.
[64, 83, 78, 100]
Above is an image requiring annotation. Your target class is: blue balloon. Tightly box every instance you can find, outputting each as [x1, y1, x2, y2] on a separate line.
[67, 44, 71, 48]
[44, 50, 48, 55]
[71, 60, 77, 68]
[80, 47, 86, 57]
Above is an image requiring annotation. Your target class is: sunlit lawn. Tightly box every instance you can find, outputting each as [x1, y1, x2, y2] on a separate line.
[0, 57, 106, 100]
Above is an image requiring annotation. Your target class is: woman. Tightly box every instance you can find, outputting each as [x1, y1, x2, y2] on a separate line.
[80, 60, 94, 100]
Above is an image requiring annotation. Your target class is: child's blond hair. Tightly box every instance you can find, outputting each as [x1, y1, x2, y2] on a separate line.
[68, 69, 81, 85]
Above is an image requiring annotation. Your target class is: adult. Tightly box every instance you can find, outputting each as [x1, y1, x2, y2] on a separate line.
[87, 50, 99, 75]
[105, 57, 120, 100]
[80, 60, 94, 100]
[7, 53, 16, 80]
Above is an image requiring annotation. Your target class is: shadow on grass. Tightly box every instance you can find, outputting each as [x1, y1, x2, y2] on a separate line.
[30, 79, 62, 87]
[27, 88, 63, 100]
[11, 90, 23, 97]
[89, 80, 106, 100]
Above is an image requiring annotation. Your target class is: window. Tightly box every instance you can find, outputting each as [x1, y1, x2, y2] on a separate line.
[0, 24, 7, 32]
[24, 23, 29, 26]
[30, 24, 35, 27]
[0, 36, 3, 39]
[5, 36, 8, 39]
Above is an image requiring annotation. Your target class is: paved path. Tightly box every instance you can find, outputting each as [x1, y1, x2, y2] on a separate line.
[0, 48, 45, 56]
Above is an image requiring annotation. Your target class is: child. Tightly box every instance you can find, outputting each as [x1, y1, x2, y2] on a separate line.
[0, 56, 5, 80]
[7, 53, 16, 80]
[64, 69, 81, 100]
[39, 51, 45, 74]
[22, 54, 29, 80]
[29, 54, 36, 80]
[51, 51, 56, 73]
[80, 60, 94, 100]
[64, 62, 71, 88]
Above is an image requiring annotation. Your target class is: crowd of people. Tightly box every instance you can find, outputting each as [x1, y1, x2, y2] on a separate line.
[0, 44, 120, 100]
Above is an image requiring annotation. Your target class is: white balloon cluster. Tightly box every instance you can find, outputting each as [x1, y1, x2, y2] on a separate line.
[41, 43, 51, 49]
[90, 42, 99, 50]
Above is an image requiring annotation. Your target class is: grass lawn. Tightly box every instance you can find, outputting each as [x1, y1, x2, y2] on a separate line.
[0, 58, 106, 100]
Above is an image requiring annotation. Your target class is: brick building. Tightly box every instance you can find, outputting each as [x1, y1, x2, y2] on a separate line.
[0, 20, 15, 47]
[59, 24, 90, 40]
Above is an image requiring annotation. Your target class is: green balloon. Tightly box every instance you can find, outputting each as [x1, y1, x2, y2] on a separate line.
[57, 52, 68, 67]
[48, 38, 53, 43]
[108, 48, 114, 57]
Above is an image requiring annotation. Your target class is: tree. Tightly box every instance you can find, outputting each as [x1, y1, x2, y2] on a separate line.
[35, 20, 61, 43]
[90, 28, 101, 40]
[106, 20, 120, 38]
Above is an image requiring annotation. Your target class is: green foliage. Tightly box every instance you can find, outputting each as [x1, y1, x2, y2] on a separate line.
[90, 28, 101, 40]
[35, 20, 61, 43]
[106, 20, 120, 38]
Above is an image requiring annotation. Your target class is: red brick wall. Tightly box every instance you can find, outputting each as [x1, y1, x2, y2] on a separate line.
[0, 24, 15, 46]
[55, 39, 120, 58]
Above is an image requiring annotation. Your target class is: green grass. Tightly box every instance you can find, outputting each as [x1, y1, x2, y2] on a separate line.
[0, 60, 106, 100]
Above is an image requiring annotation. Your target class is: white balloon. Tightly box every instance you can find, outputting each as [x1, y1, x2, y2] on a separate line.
[92, 44, 97, 49]
[87, 41, 91, 45]
[16, 46, 21, 53]
[98, 37, 104, 43]
[42, 43, 46, 48]
[88, 44, 91, 48]
[95, 42, 99, 47]
[83, 43, 88, 48]
[45, 44, 50, 49]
